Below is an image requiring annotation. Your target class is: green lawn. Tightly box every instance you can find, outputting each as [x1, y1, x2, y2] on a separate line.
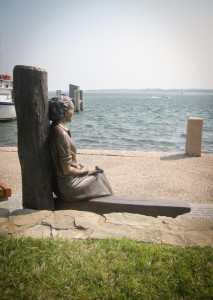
[0, 236, 212, 299]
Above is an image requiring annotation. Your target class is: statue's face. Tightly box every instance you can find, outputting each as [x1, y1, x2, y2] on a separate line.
[65, 105, 74, 122]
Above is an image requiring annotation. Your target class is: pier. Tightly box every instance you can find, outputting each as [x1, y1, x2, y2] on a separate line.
[69, 84, 84, 112]
[55, 84, 84, 113]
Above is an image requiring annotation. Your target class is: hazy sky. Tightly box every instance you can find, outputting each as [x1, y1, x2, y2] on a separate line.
[0, 0, 212, 90]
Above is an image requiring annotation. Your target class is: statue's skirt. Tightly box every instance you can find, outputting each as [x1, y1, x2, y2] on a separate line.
[53, 169, 113, 202]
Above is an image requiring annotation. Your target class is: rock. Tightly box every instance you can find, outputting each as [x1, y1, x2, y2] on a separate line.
[0, 208, 212, 247]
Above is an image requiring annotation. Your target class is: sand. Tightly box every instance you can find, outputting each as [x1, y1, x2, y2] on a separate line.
[0, 147, 212, 204]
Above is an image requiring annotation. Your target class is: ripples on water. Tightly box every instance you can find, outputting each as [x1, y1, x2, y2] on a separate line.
[0, 91, 212, 152]
[0, 120, 17, 146]
[71, 92, 213, 152]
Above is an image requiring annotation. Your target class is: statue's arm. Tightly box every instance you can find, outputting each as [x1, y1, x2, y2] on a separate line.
[62, 163, 89, 176]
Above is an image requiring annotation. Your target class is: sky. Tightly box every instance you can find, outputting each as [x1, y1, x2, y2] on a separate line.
[0, 0, 212, 90]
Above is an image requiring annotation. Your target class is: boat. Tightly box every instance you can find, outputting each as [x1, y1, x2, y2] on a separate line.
[0, 74, 16, 121]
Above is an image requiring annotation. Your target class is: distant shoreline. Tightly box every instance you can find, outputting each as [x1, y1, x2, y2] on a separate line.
[48, 89, 213, 94]
[84, 89, 213, 93]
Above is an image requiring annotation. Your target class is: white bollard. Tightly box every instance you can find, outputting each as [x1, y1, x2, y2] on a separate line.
[185, 117, 203, 157]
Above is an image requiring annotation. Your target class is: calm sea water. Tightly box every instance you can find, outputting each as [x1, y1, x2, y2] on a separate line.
[0, 91, 213, 152]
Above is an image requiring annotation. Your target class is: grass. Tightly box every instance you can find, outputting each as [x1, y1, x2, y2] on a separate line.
[0, 236, 212, 300]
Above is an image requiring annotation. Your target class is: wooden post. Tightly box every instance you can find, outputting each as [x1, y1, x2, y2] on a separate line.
[74, 90, 80, 112]
[56, 90, 61, 97]
[79, 89, 84, 111]
[185, 117, 203, 157]
[13, 65, 54, 210]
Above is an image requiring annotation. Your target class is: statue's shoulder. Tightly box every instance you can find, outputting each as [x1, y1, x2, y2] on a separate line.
[51, 123, 61, 131]
[50, 123, 70, 140]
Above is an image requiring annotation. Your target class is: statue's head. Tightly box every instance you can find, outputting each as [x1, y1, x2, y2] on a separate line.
[49, 96, 74, 121]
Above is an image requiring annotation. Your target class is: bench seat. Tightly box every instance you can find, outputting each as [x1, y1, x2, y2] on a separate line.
[54, 196, 191, 218]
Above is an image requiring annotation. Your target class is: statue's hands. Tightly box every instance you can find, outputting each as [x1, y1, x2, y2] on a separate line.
[80, 166, 89, 175]
[78, 164, 85, 169]
[63, 164, 89, 176]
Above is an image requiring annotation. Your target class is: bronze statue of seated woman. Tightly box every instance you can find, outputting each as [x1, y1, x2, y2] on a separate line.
[49, 96, 113, 202]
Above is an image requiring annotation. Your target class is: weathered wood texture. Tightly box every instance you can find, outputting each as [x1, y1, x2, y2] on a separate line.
[0, 181, 11, 202]
[54, 196, 191, 218]
[0, 181, 11, 197]
[13, 65, 54, 210]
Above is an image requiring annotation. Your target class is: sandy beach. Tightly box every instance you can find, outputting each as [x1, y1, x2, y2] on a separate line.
[0, 147, 212, 204]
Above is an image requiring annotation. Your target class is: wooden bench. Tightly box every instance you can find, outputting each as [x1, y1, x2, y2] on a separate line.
[54, 196, 191, 218]
[0, 181, 12, 202]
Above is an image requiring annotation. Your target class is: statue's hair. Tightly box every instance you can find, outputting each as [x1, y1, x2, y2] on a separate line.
[49, 96, 73, 121]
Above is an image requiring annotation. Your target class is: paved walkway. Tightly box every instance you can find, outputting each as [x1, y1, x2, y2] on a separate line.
[1, 148, 212, 247]
[0, 195, 213, 247]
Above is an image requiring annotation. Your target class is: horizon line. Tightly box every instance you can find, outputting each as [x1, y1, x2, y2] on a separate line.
[49, 88, 213, 92]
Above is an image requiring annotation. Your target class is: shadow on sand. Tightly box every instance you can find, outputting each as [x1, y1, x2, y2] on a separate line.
[160, 153, 192, 161]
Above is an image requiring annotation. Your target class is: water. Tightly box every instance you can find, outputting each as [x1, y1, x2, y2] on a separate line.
[0, 91, 213, 152]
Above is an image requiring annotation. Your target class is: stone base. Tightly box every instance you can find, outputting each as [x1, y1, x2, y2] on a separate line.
[54, 196, 191, 218]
